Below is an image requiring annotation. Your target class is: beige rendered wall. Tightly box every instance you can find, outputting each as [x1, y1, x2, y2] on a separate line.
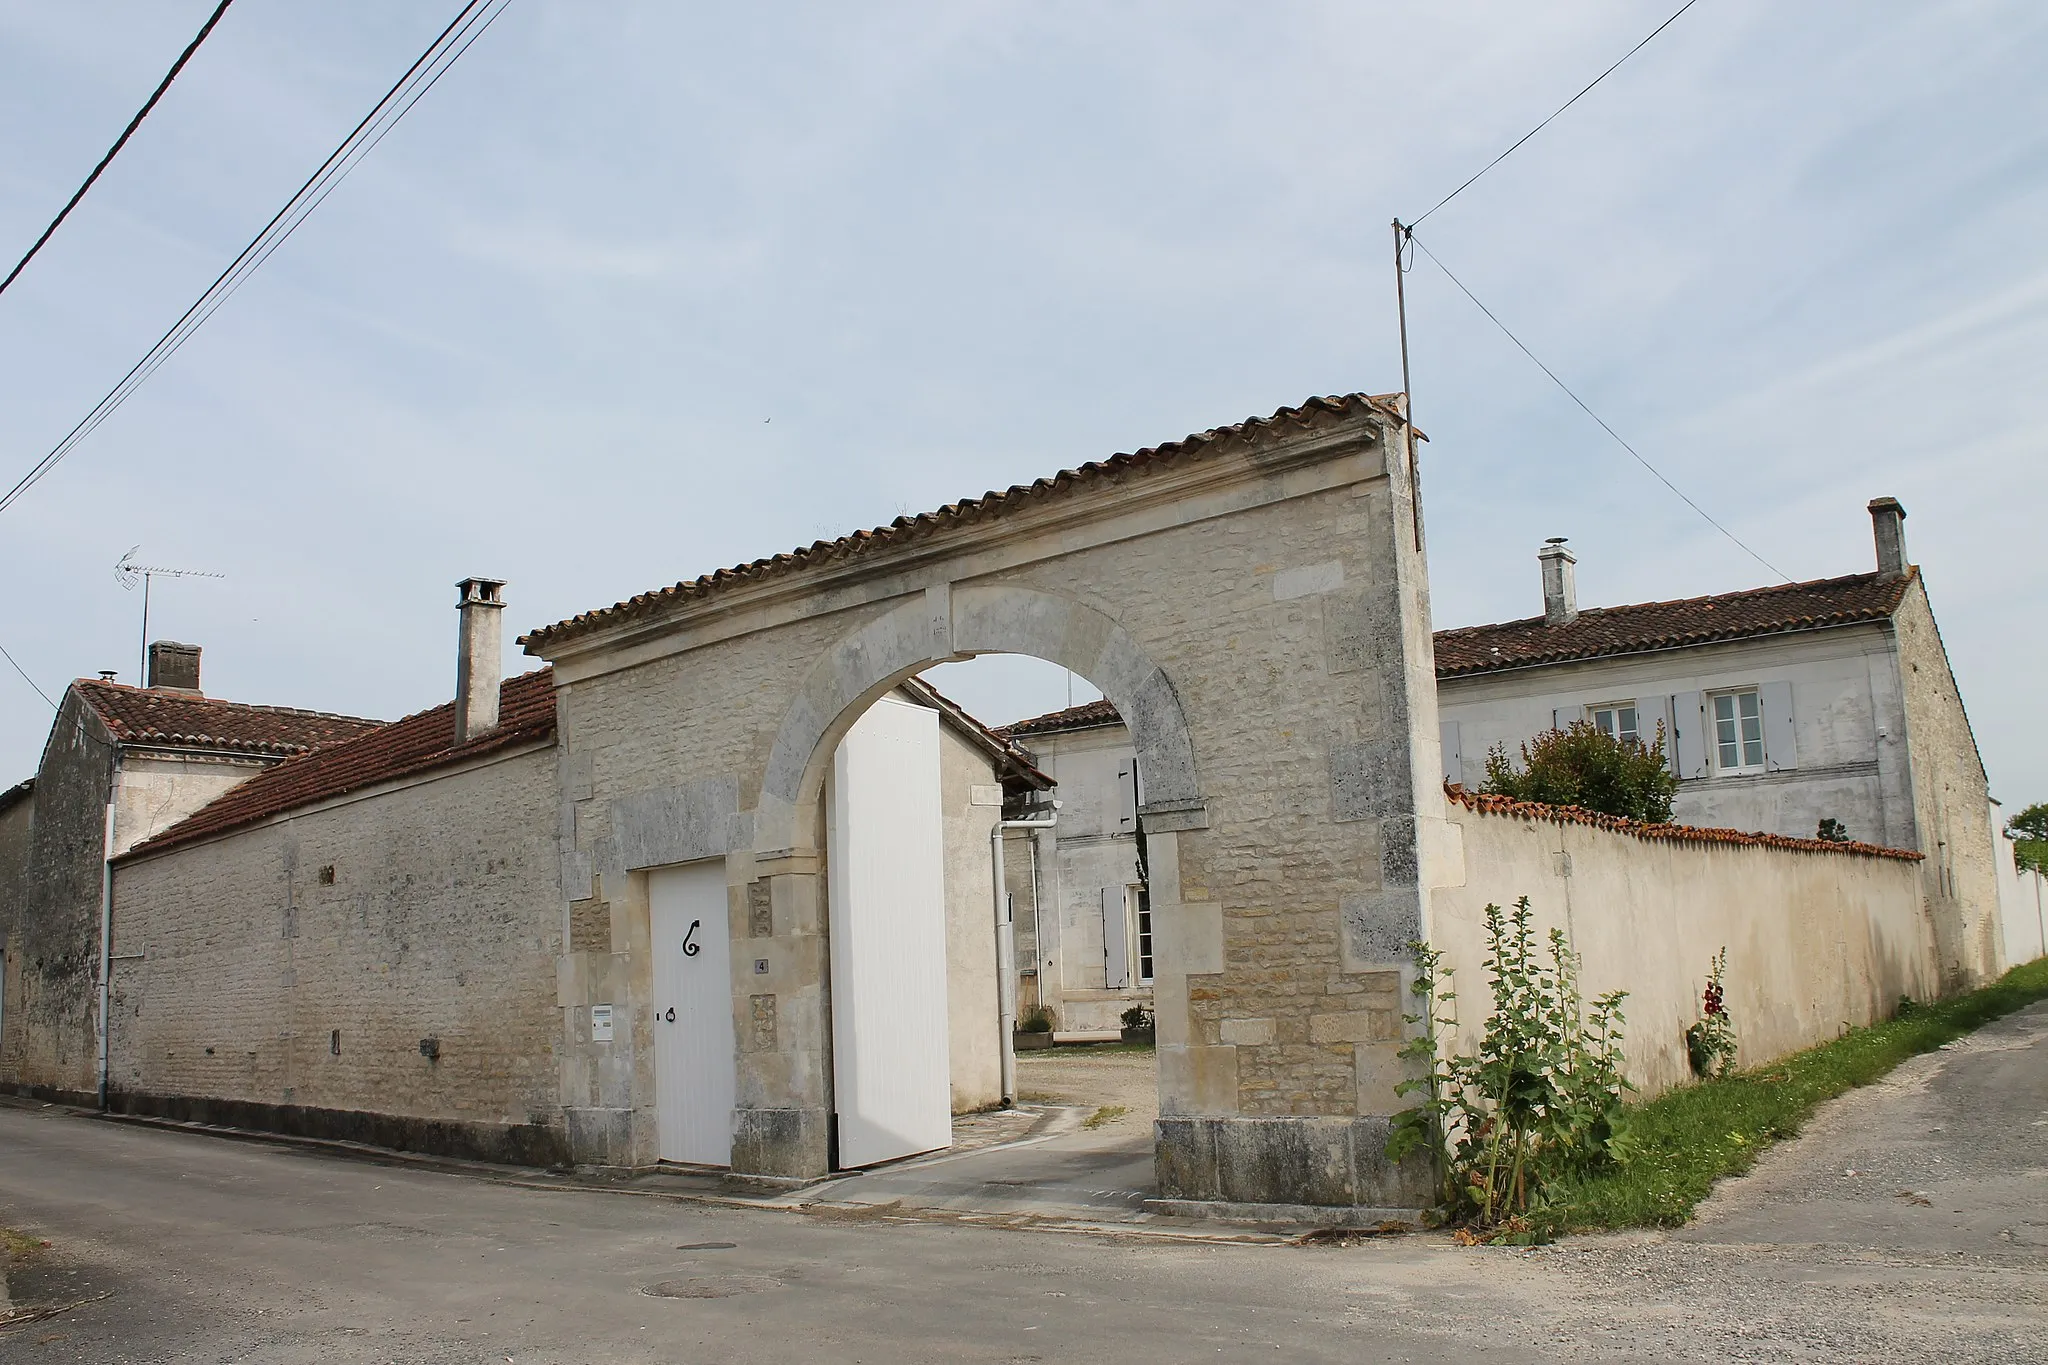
[107, 745, 565, 1158]
[1434, 798, 1935, 1098]
[112, 752, 273, 856]
[1891, 577, 2003, 989]
[935, 711, 1002, 1112]
[1993, 814, 2047, 969]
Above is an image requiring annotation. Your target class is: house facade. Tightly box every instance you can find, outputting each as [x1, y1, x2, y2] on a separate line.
[0, 645, 384, 1103]
[994, 700, 1154, 1035]
[1435, 497, 2008, 990]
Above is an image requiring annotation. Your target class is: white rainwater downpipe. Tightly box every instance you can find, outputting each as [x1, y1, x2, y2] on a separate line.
[993, 810, 1057, 1105]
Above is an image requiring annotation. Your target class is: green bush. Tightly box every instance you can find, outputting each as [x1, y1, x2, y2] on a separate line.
[1017, 1004, 1056, 1034]
[1481, 720, 1678, 824]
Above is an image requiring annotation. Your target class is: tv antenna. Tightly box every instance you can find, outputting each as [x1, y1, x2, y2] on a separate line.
[115, 547, 224, 685]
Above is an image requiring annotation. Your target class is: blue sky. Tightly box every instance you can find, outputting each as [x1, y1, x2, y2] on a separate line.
[0, 2, 2041, 811]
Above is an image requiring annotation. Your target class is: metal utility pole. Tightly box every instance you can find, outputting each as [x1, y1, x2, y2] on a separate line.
[115, 547, 223, 684]
[1392, 219, 1423, 550]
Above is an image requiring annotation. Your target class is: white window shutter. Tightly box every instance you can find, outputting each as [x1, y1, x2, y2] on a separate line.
[1552, 706, 1578, 733]
[1439, 720, 1463, 786]
[1760, 680, 1797, 770]
[1115, 762, 1137, 833]
[1102, 886, 1131, 989]
[1672, 691, 1706, 779]
[1635, 695, 1674, 766]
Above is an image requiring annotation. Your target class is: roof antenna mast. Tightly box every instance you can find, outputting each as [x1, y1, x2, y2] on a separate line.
[115, 547, 224, 685]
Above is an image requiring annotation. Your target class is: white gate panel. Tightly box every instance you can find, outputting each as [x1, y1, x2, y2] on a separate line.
[829, 695, 953, 1168]
[649, 861, 736, 1166]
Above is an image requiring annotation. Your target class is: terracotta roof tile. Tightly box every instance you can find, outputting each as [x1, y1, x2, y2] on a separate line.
[122, 670, 556, 859]
[1445, 782, 1922, 861]
[1432, 570, 1914, 678]
[74, 679, 384, 756]
[995, 699, 1123, 739]
[522, 394, 1408, 652]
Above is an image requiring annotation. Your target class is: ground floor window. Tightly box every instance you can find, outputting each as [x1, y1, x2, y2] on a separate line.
[1132, 884, 1153, 985]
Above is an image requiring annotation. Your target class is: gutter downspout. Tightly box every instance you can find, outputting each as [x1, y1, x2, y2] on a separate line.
[97, 795, 116, 1110]
[993, 811, 1057, 1106]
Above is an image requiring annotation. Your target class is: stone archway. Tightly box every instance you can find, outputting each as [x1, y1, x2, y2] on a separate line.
[528, 394, 1445, 1215]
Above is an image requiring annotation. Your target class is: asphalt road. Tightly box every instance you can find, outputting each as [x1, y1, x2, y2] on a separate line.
[2, 999, 2043, 1363]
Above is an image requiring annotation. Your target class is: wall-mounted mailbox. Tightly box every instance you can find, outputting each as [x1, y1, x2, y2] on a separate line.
[591, 1004, 614, 1042]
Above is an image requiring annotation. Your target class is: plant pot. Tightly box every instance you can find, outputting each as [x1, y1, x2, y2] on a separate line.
[1119, 1027, 1156, 1045]
[1013, 1031, 1055, 1051]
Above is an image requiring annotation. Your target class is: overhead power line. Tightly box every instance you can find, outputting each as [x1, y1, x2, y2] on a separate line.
[0, 637, 56, 709]
[0, 0, 511, 519]
[1404, 227, 1791, 584]
[0, 0, 237, 301]
[1411, 0, 1701, 228]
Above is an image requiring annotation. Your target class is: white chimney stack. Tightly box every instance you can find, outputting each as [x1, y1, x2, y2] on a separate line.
[454, 577, 506, 744]
[1868, 497, 1908, 579]
[1538, 538, 1578, 626]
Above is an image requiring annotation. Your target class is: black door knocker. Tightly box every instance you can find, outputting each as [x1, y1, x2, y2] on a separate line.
[664, 1007, 675, 1022]
[682, 919, 702, 957]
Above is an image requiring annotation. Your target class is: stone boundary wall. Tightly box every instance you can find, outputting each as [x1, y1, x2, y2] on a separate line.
[1434, 787, 1935, 1098]
[105, 744, 564, 1159]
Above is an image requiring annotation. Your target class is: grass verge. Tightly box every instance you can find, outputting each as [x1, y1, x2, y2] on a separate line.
[1531, 956, 2048, 1237]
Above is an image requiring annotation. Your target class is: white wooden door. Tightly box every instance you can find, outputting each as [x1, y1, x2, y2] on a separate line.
[828, 695, 953, 1168]
[649, 861, 735, 1166]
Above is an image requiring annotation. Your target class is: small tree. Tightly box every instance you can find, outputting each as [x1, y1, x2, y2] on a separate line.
[1481, 720, 1679, 824]
[2007, 802, 2048, 876]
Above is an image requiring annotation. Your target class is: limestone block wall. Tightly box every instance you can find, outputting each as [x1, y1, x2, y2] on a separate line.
[1, 692, 115, 1099]
[1436, 794, 1934, 1098]
[106, 744, 565, 1162]
[1891, 577, 2004, 989]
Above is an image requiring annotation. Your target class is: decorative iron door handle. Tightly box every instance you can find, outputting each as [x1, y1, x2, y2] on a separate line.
[664, 1007, 675, 1023]
[683, 919, 702, 957]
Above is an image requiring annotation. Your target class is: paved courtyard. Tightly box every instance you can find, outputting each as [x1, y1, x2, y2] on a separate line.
[2, 1004, 2043, 1363]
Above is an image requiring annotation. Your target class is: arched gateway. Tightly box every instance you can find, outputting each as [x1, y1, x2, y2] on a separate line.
[524, 395, 1450, 1217]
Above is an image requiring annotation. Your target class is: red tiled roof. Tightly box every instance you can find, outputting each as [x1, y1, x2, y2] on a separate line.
[73, 679, 384, 756]
[1445, 783, 1923, 861]
[996, 698, 1123, 739]
[1432, 570, 1915, 679]
[900, 677, 1053, 788]
[522, 394, 1409, 652]
[121, 670, 556, 859]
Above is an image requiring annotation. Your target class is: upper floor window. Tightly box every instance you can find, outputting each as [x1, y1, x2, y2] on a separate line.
[1710, 688, 1765, 774]
[1587, 702, 1639, 747]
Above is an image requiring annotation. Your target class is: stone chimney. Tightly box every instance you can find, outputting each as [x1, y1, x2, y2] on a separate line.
[1869, 497, 1908, 579]
[454, 578, 506, 745]
[1538, 538, 1578, 626]
[147, 640, 202, 693]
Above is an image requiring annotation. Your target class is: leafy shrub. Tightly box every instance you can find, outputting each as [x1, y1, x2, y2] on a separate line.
[1119, 1004, 1154, 1031]
[1815, 817, 1851, 843]
[2007, 802, 2048, 875]
[1481, 720, 1678, 824]
[1017, 1005, 1056, 1034]
[1388, 897, 1632, 1239]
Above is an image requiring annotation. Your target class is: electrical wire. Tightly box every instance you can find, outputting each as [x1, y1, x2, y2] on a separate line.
[0, 0, 237, 301]
[0, 637, 56, 709]
[1410, 0, 1701, 228]
[1404, 227, 1791, 583]
[0, 0, 511, 519]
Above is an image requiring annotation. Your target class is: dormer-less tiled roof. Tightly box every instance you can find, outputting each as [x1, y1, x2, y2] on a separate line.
[73, 679, 384, 756]
[121, 670, 556, 859]
[996, 698, 1123, 739]
[1432, 570, 1916, 679]
[522, 394, 1408, 653]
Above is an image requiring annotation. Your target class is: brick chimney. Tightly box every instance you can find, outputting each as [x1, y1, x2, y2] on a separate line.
[1868, 497, 1908, 579]
[147, 640, 202, 693]
[454, 578, 506, 744]
[1538, 538, 1578, 626]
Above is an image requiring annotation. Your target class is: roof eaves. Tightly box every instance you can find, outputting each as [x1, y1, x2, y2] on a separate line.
[521, 394, 1404, 654]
